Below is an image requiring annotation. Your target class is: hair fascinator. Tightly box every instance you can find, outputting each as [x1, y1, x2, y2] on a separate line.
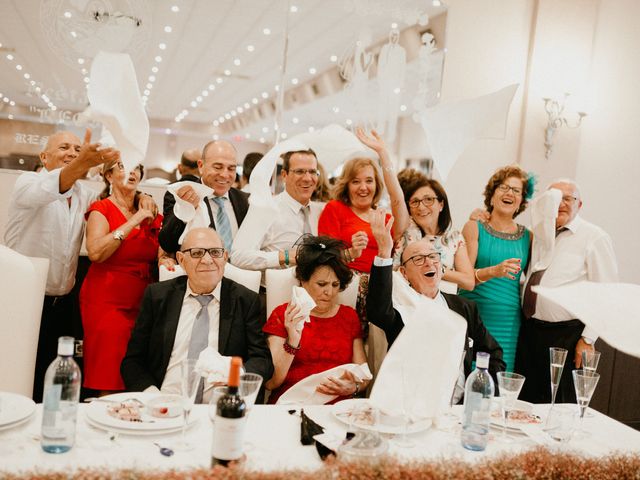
[525, 172, 537, 200]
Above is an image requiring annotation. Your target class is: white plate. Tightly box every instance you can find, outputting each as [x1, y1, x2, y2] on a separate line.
[332, 399, 431, 435]
[0, 412, 35, 432]
[0, 392, 36, 427]
[490, 399, 542, 432]
[84, 414, 189, 436]
[85, 392, 197, 432]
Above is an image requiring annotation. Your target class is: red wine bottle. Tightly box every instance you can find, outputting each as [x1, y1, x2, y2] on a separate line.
[211, 357, 246, 467]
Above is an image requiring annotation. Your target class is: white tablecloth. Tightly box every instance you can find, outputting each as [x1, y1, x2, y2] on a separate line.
[1, 404, 640, 474]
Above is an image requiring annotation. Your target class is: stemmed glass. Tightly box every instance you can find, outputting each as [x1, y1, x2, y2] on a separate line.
[496, 372, 526, 442]
[549, 347, 568, 415]
[581, 350, 601, 418]
[572, 369, 600, 438]
[239, 373, 263, 414]
[175, 359, 202, 451]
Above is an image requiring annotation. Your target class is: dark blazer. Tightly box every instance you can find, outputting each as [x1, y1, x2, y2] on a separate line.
[162, 174, 200, 218]
[366, 263, 505, 383]
[159, 181, 249, 253]
[121, 275, 273, 392]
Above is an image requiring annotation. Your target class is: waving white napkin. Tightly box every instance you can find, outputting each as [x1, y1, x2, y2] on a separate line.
[276, 363, 372, 405]
[195, 347, 234, 388]
[370, 273, 467, 420]
[534, 281, 640, 359]
[290, 286, 316, 335]
[530, 188, 562, 271]
[166, 181, 214, 245]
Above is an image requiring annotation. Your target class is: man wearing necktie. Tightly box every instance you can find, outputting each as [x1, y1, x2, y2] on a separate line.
[516, 180, 618, 403]
[158, 140, 249, 254]
[121, 228, 273, 402]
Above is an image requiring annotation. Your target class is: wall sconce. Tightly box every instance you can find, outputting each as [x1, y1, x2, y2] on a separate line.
[542, 93, 587, 159]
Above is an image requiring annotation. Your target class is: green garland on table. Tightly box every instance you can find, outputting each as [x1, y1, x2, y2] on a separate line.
[2, 448, 640, 480]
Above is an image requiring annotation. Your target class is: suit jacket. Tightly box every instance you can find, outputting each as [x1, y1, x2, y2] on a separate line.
[162, 174, 200, 218]
[159, 181, 249, 253]
[366, 263, 505, 382]
[121, 275, 273, 392]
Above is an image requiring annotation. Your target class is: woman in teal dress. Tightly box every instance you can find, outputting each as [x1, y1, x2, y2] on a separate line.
[460, 165, 533, 372]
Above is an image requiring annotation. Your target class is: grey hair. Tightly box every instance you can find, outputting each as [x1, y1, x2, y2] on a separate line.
[547, 178, 581, 200]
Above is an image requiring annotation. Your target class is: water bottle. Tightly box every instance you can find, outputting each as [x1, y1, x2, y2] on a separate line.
[41, 336, 81, 453]
[460, 351, 494, 451]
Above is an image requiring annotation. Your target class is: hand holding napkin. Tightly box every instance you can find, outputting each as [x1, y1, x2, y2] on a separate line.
[290, 286, 316, 335]
[195, 347, 239, 389]
[166, 181, 214, 245]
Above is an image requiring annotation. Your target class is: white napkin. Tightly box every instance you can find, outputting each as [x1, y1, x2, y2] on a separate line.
[276, 363, 372, 405]
[370, 275, 467, 421]
[290, 286, 316, 335]
[419, 84, 518, 181]
[85, 51, 149, 177]
[534, 281, 640, 359]
[530, 188, 562, 271]
[166, 181, 214, 245]
[195, 347, 233, 388]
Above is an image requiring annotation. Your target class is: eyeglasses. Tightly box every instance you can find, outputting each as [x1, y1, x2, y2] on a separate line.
[497, 184, 523, 195]
[181, 247, 225, 259]
[288, 168, 320, 177]
[561, 195, 578, 204]
[401, 252, 441, 267]
[408, 195, 439, 209]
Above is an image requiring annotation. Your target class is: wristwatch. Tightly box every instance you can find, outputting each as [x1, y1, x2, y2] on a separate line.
[112, 229, 125, 241]
[582, 336, 594, 345]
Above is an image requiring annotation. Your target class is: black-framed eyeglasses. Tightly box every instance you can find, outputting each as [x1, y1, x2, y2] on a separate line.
[181, 247, 225, 259]
[497, 184, 523, 195]
[401, 252, 441, 267]
[288, 168, 320, 177]
[409, 195, 438, 208]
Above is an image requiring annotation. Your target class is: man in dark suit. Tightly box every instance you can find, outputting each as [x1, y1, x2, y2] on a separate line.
[366, 211, 505, 392]
[121, 228, 272, 400]
[159, 140, 249, 254]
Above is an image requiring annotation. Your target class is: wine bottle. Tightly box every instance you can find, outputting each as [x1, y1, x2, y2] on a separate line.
[41, 336, 81, 453]
[460, 351, 494, 451]
[211, 357, 247, 467]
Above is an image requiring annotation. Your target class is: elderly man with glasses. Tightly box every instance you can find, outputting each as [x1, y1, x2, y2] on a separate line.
[121, 228, 272, 401]
[366, 211, 505, 398]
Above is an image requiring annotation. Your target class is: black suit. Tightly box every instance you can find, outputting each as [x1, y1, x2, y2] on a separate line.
[366, 264, 506, 383]
[159, 181, 249, 253]
[121, 275, 273, 394]
[162, 174, 200, 218]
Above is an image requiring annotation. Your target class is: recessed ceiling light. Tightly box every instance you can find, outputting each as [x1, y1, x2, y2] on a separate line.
[308, 126, 315, 132]
[263, 28, 271, 35]
[400, 104, 407, 111]
[165, 128, 172, 135]
[291, 78, 298, 85]
[218, 116, 224, 122]
[152, 66, 159, 73]
[225, 113, 231, 119]
[245, 133, 251, 139]
[190, 101, 197, 107]
[23, 73, 30, 79]
[233, 58, 241, 66]
[216, 77, 223, 84]
[237, 106, 243, 113]
[309, 67, 316, 74]
[332, 106, 340, 113]
[83, 77, 90, 83]
[15, 64, 22, 70]
[149, 75, 156, 82]
[202, 90, 208, 97]
[159, 43, 166, 50]
[164, 26, 172, 33]
[274, 85, 280, 92]
[281, 132, 288, 139]
[196, 96, 202, 102]
[143, 89, 150, 95]
[259, 137, 265, 144]
[224, 69, 231, 76]
[81, 68, 88, 74]
[70, 31, 77, 38]
[433, 0, 442, 6]
[146, 83, 153, 89]
[209, 84, 215, 90]
[262, 126, 269, 133]
[155, 56, 162, 62]
[6, 54, 13, 61]
[171, 5, 179, 12]
[231, 110, 237, 116]
[30, 80, 35, 85]
[10, 101, 15, 106]
[64, 11, 72, 18]
[261, 91, 268, 99]
[213, 134, 219, 140]
[244, 102, 250, 109]
[247, 45, 255, 52]
[213, 120, 219, 127]
[292, 117, 299, 124]
[290, 5, 298, 13]
[391, 22, 398, 29]
[330, 54, 338, 62]
[393, 87, 401, 94]
[346, 119, 353, 125]
[252, 98, 258, 104]
[77, 58, 85, 64]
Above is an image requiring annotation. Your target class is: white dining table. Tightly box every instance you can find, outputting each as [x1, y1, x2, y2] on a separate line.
[1, 402, 640, 475]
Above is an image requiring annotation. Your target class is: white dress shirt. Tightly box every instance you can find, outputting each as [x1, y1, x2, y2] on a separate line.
[231, 190, 324, 270]
[160, 282, 222, 395]
[206, 192, 239, 238]
[529, 215, 618, 339]
[4, 169, 98, 296]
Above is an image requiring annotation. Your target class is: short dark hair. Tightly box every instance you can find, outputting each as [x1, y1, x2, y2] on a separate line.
[180, 151, 199, 169]
[397, 168, 451, 235]
[242, 152, 264, 181]
[295, 235, 353, 291]
[281, 149, 317, 172]
[483, 165, 530, 217]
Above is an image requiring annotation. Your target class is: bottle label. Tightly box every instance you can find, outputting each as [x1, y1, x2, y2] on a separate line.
[42, 385, 77, 441]
[211, 416, 247, 461]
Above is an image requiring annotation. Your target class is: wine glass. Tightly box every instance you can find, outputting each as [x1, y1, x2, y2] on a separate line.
[496, 372, 526, 442]
[239, 373, 263, 414]
[175, 359, 202, 451]
[548, 347, 568, 416]
[572, 369, 600, 438]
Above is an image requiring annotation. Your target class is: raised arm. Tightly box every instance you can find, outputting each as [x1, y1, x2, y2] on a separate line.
[264, 303, 306, 391]
[442, 236, 475, 291]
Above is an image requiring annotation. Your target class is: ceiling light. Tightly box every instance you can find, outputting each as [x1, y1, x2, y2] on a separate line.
[182, 109, 188, 115]
[152, 66, 159, 73]
[400, 104, 407, 112]
[209, 84, 215, 90]
[262, 126, 269, 133]
[23, 73, 30, 79]
[143, 89, 150, 95]
[196, 96, 202, 102]
[433, 0, 442, 6]
[391, 22, 398, 29]
[175, 117, 181, 122]
[245, 133, 251, 139]
[292, 117, 299, 124]
[247, 45, 255, 52]
[393, 87, 401, 94]
[146, 83, 153, 89]
[233, 58, 241, 66]
[252, 98, 258, 104]
[231, 110, 237, 116]
[15, 64, 22, 70]
[81, 68, 88, 74]
[261, 91, 268, 99]
[83, 77, 90, 83]
[155, 56, 162, 62]
[309, 67, 316, 74]
[190, 101, 197, 107]
[332, 106, 340, 113]
[8, 114, 14, 119]
[263, 28, 271, 35]
[164, 26, 172, 33]
[346, 119, 353, 125]
[290, 5, 298, 13]
[274, 85, 279, 92]
[308, 126, 315, 132]
[2, 98, 8, 103]
[64, 11, 72, 18]
[6, 54, 14, 61]
[259, 137, 265, 143]
[70, 31, 77, 38]
[143, 92, 149, 97]
[218, 116, 224, 122]
[202, 90, 208, 97]
[244, 102, 250, 109]
[281, 132, 288, 139]
[171, 5, 179, 12]
[213, 120, 219, 127]
[30, 80, 35, 85]
[159, 43, 166, 50]
[237, 106, 243, 113]
[9, 101, 15, 106]
[77, 58, 85, 64]
[291, 78, 298, 85]
[149, 75, 156, 82]
[165, 128, 172, 135]
[330, 54, 338, 62]
[216, 77, 223, 84]
[225, 113, 231, 119]
[224, 69, 231, 76]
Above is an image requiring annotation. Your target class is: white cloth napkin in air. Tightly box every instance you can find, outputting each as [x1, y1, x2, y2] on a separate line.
[166, 181, 214, 245]
[529, 188, 562, 271]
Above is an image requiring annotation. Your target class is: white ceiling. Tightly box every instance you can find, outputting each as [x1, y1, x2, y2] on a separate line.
[0, 0, 445, 141]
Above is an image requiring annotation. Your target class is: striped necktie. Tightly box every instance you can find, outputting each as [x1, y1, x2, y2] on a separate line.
[211, 196, 233, 250]
[188, 294, 213, 404]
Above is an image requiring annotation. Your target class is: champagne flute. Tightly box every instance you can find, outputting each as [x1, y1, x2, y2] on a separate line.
[572, 369, 600, 438]
[549, 348, 568, 416]
[239, 373, 263, 414]
[175, 359, 202, 451]
[581, 350, 600, 418]
[496, 372, 526, 442]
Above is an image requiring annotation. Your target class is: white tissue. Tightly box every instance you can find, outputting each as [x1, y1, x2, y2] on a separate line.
[290, 286, 316, 334]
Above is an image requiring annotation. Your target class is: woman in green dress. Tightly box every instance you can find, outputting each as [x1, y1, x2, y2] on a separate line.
[459, 165, 533, 372]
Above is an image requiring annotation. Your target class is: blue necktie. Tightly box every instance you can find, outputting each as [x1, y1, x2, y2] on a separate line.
[188, 294, 213, 404]
[211, 196, 233, 251]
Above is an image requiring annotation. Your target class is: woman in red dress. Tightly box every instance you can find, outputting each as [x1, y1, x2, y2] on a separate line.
[263, 236, 369, 404]
[80, 159, 161, 395]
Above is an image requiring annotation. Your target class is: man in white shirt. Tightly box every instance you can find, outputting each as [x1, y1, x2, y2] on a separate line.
[4, 129, 120, 401]
[159, 140, 249, 254]
[121, 228, 272, 399]
[231, 149, 324, 272]
[517, 179, 618, 403]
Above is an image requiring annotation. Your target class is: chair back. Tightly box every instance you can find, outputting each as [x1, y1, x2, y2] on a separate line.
[159, 262, 261, 294]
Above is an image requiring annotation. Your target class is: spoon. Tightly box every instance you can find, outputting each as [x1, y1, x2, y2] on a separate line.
[154, 442, 174, 457]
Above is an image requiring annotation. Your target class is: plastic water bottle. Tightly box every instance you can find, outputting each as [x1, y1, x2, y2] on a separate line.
[41, 336, 81, 453]
[460, 351, 494, 451]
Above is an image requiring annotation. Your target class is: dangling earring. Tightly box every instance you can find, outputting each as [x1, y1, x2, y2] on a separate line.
[109, 182, 113, 195]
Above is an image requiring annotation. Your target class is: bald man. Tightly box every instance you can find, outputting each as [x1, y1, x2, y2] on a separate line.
[159, 141, 249, 254]
[121, 228, 272, 399]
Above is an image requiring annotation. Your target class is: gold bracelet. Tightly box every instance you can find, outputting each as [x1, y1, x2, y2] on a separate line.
[474, 269, 486, 284]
